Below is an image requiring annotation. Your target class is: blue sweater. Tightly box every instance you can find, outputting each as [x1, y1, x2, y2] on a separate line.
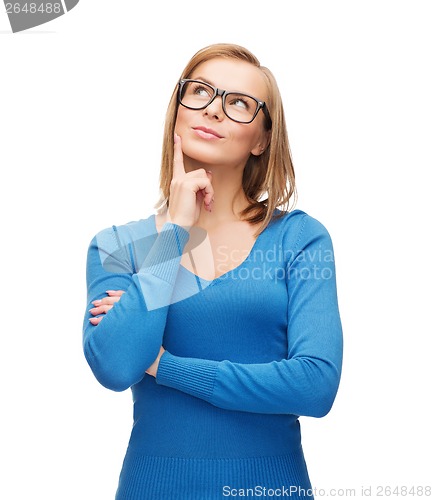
[82, 209, 343, 499]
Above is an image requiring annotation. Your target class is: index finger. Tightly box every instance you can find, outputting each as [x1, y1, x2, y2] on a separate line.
[173, 133, 185, 177]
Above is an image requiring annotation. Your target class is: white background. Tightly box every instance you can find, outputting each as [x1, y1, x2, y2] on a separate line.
[1, 1, 432, 499]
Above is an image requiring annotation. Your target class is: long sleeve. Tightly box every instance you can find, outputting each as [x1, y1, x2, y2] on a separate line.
[155, 214, 343, 417]
[82, 221, 190, 392]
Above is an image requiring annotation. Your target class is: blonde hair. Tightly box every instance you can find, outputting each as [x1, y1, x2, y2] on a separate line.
[154, 43, 297, 237]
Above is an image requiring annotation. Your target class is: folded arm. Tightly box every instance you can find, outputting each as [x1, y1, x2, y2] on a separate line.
[82, 222, 190, 392]
[155, 215, 343, 417]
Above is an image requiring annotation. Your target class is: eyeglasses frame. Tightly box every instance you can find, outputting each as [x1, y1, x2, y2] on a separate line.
[177, 79, 272, 129]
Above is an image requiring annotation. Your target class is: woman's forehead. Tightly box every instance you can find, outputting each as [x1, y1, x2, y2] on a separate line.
[190, 57, 268, 98]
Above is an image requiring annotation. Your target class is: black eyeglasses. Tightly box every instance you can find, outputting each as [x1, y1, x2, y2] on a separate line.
[178, 79, 272, 129]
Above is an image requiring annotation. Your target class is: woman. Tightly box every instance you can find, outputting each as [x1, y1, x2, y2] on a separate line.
[83, 43, 343, 499]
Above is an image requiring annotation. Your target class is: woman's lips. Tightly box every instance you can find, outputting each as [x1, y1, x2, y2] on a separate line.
[192, 127, 223, 140]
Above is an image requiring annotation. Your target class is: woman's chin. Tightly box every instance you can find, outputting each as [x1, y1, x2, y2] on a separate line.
[182, 148, 224, 168]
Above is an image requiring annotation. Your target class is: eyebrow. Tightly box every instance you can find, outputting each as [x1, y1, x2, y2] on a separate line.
[193, 76, 215, 86]
[191, 76, 253, 97]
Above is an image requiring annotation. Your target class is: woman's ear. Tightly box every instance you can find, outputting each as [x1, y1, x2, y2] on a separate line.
[251, 130, 271, 156]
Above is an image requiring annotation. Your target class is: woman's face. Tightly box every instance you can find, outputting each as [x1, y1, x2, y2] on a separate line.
[175, 57, 270, 170]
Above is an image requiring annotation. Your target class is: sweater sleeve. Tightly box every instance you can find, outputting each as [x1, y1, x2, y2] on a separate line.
[155, 215, 343, 417]
[82, 221, 190, 392]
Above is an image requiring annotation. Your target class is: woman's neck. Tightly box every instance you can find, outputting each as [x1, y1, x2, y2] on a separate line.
[194, 165, 251, 228]
[182, 151, 252, 220]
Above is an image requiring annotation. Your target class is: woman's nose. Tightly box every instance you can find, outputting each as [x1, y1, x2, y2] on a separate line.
[203, 96, 224, 120]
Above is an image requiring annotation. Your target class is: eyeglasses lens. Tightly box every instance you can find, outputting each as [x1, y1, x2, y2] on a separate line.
[180, 81, 258, 123]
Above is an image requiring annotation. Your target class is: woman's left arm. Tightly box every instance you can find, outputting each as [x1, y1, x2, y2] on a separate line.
[154, 215, 344, 417]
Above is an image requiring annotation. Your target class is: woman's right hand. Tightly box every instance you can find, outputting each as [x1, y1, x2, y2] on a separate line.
[166, 133, 214, 228]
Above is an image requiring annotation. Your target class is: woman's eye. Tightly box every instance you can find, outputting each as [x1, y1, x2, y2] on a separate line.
[230, 97, 249, 109]
[193, 85, 211, 97]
